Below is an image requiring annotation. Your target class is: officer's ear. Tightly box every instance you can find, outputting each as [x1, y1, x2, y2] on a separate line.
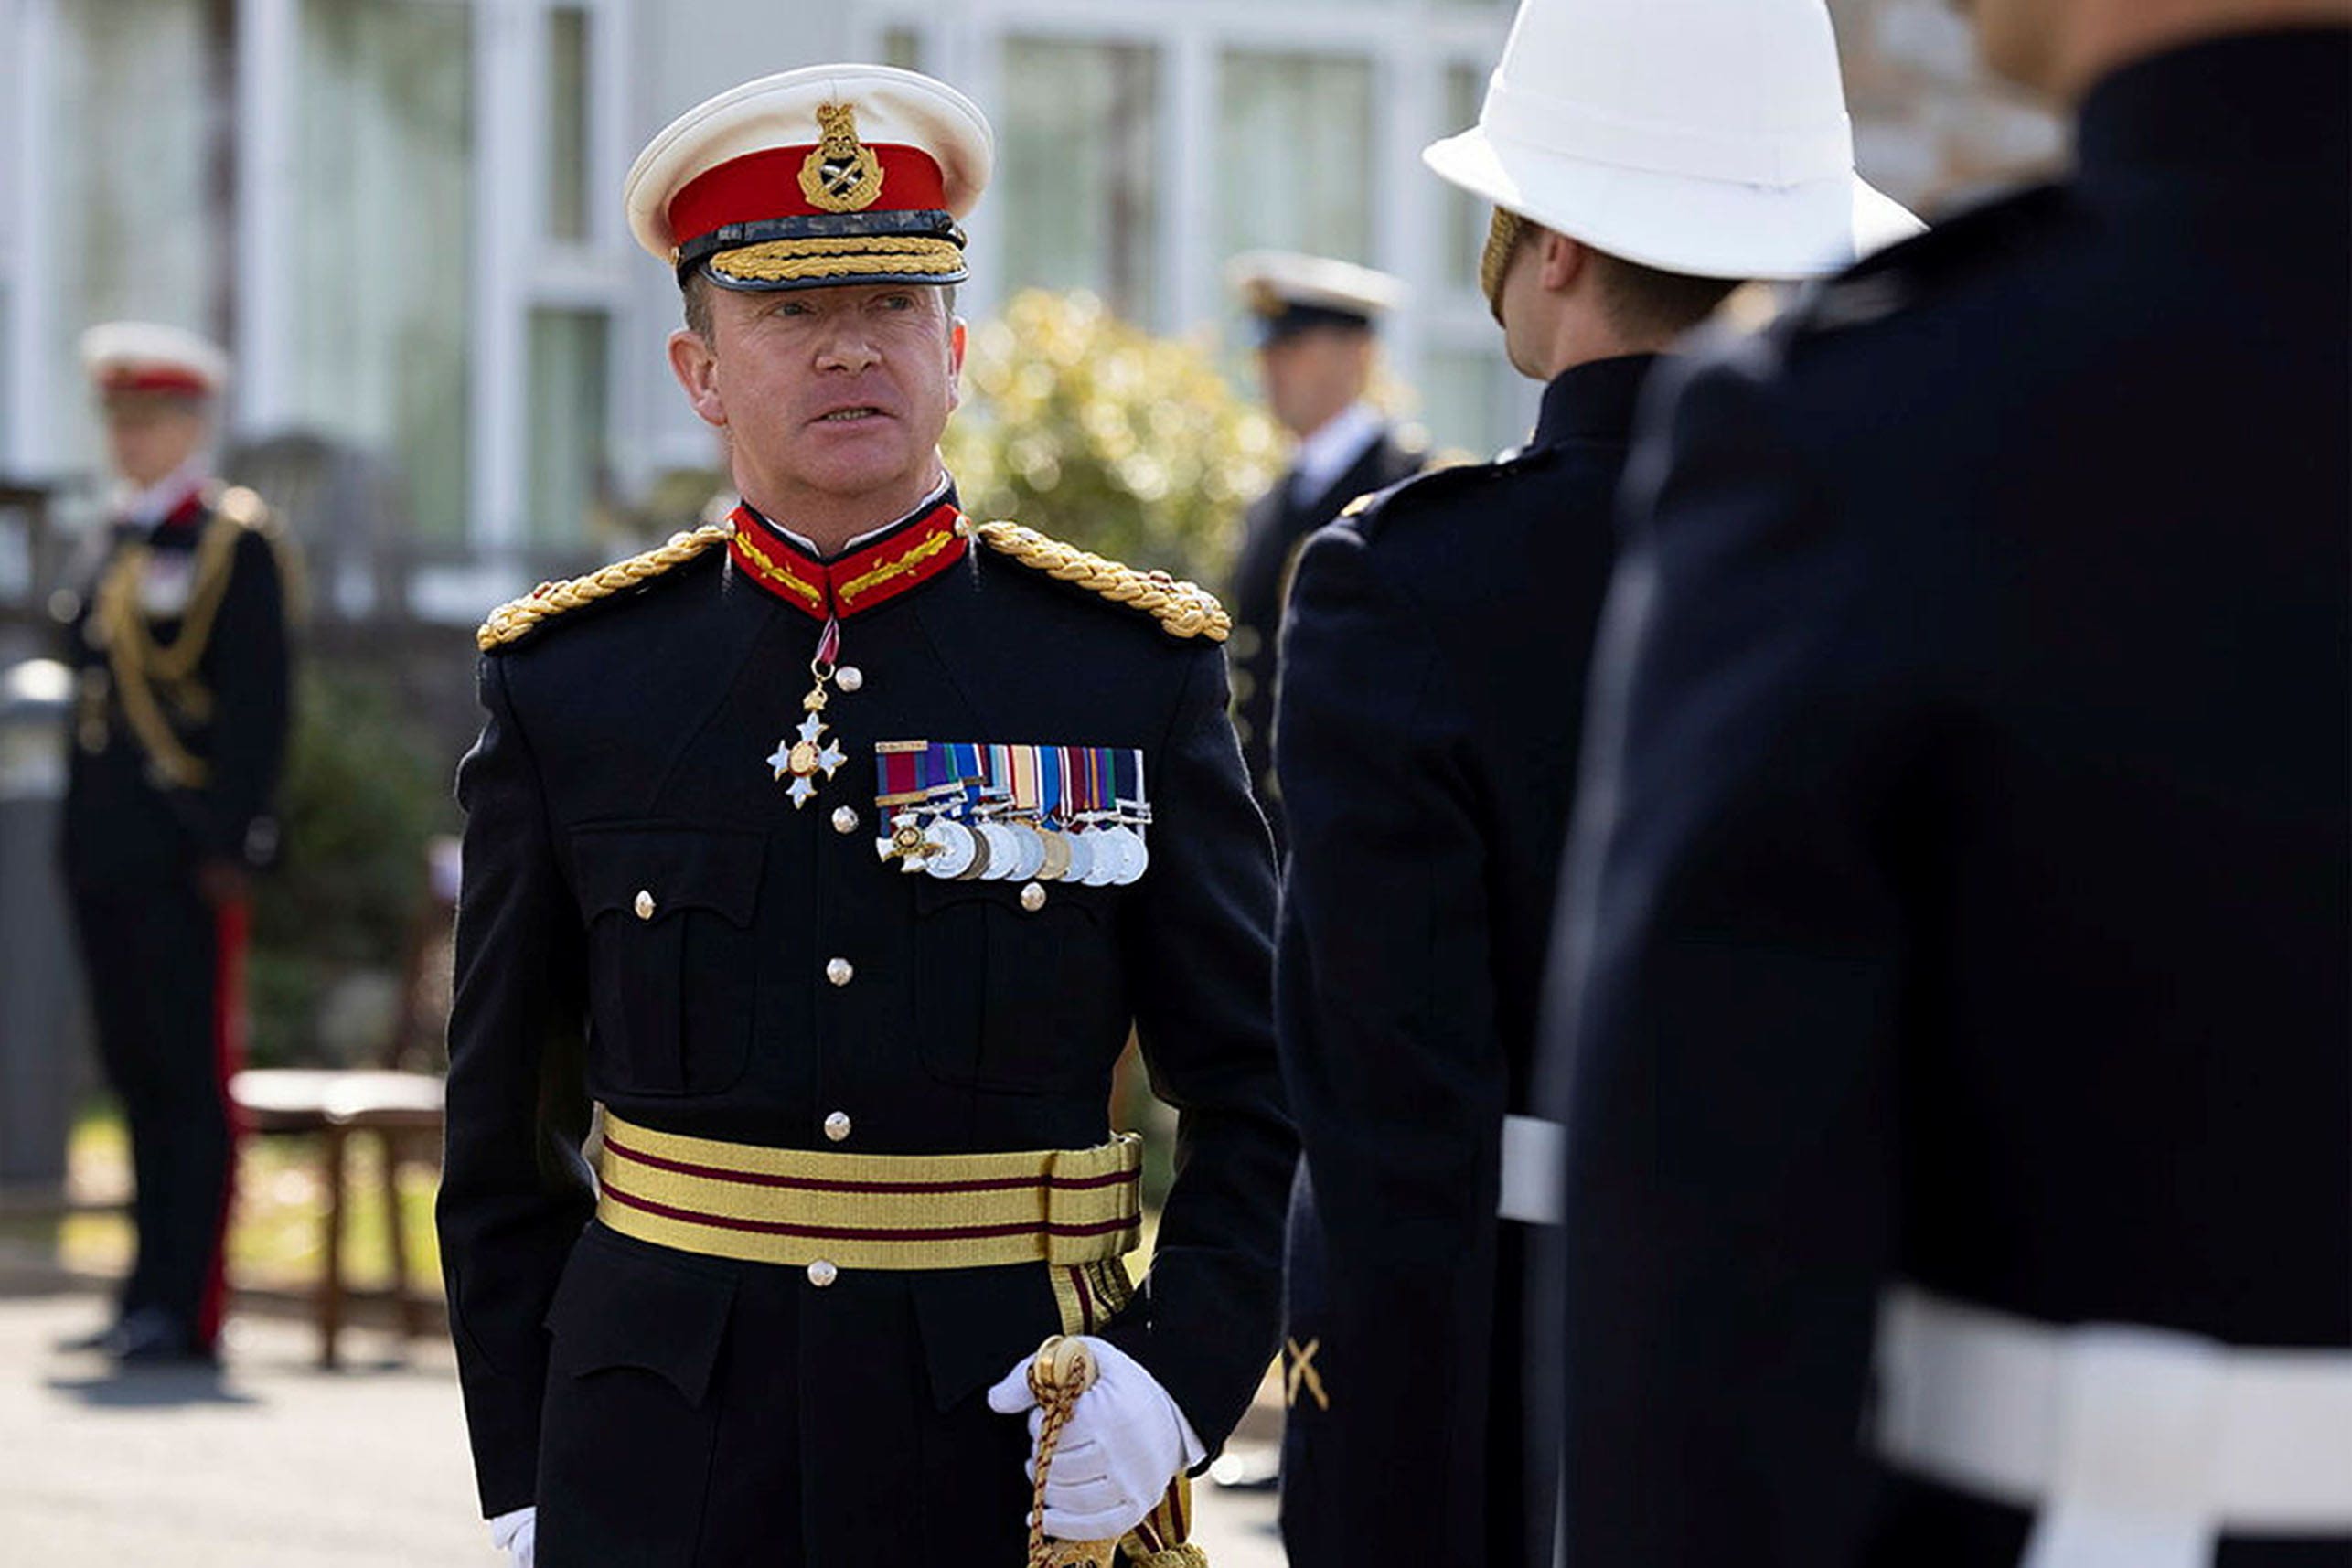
[668, 327, 729, 431]
[947, 315, 968, 413]
[1537, 229, 1592, 297]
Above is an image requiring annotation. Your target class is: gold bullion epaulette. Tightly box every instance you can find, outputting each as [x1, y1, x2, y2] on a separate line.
[476, 522, 733, 652]
[213, 485, 271, 529]
[970, 520, 1230, 643]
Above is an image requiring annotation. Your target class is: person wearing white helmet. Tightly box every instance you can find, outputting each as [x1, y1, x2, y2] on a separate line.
[1538, 0, 2349, 1563]
[1269, 3, 1914, 1563]
[439, 65, 1290, 1567]
[55, 323, 291, 1369]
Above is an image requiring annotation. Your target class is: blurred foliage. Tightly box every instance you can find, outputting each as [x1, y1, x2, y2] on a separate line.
[943, 290, 1282, 588]
[249, 668, 451, 1068]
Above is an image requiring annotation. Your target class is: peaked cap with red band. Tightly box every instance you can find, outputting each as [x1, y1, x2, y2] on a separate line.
[80, 321, 230, 400]
[625, 64, 994, 293]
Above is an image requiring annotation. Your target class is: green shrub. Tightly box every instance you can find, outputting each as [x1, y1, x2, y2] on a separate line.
[248, 667, 450, 1067]
[942, 290, 1281, 587]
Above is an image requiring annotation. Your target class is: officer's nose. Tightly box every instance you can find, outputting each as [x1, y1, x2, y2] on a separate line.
[814, 322, 882, 375]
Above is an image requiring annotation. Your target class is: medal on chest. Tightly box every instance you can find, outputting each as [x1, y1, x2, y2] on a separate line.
[766, 616, 855, 808]
[871, 741, 1152, 887]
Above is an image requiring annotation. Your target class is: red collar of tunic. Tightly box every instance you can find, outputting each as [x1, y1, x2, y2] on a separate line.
[157, 489, 209, 532]
[726, 496, 968, 622]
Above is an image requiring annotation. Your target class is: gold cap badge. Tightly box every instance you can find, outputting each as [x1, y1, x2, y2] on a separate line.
[799, 102, 885, 213]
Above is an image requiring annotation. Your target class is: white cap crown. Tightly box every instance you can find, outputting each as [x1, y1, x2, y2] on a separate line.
[80, 321, 230, 398]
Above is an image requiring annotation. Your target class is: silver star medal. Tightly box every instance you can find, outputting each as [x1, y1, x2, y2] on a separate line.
[768, 708, 847, 808]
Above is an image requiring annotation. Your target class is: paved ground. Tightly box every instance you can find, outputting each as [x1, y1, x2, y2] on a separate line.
[0, 1282, 1285, 1565]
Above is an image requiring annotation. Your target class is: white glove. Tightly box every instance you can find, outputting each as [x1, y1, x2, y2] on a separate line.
[487, 1505, 535, 1567]
[986, 1336, 1207, 1541]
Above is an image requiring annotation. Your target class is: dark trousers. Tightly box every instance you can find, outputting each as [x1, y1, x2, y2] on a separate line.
[68, 879, 243, 1348]
[537, 1223, 1035, 1567]
[1866, 1474, 2352, 1568]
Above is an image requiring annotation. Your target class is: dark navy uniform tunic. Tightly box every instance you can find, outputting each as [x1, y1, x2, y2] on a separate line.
[1271, 357, 1655, 1568]
[1539, 31, 2350, 1568]
[439, 494, 1293, 1564]
[59, 487, 290, 1352]
[1228, 429, 1424, 845]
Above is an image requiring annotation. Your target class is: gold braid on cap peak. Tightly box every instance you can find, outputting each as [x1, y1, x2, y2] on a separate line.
[970, 520, 1230, 643]
[476, 522, 733, 652]
[711, 235, 967, 285]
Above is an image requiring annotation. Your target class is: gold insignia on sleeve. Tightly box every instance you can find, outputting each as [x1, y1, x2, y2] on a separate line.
[798, 102, 885, 213]
[476, 522, 732, 652]
[971, 520, 1232, 642]
[1285, 1336, 1331, 1411]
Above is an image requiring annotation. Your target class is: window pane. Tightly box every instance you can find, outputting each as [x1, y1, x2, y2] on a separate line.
[47, 0, 221, 476]
[881, 26, 923, 73]
[527, 307, 608, 547]
[546, 6, 591, 244]
[293, 0, 471, 542]
[1440, 62, 1488, 294]
[997, 38, 1160, 321]
[1214, 51, 1374, 266]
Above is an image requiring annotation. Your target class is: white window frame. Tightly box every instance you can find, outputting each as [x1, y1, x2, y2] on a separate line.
[227, 0, 632, 617]
[3, 0, 64, 477]
[845, 0, 1526, 448]
[447, 0, 635, 613]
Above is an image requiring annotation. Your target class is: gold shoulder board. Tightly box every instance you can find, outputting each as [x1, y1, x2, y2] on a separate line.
[476, 522, 733, 653]
[971, 520, 1230, 643]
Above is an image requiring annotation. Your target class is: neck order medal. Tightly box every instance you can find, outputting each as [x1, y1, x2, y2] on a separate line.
[768, 617, 850, 807]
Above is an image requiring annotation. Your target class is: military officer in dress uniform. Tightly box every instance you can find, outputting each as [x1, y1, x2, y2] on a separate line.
[438, 66, 1292, 1568]
[57, 323, 292, 1366]
[1270, 2, 1916, 1563]
[1221, 252, 1424, 846]
[1538, 0, 2351, 1563]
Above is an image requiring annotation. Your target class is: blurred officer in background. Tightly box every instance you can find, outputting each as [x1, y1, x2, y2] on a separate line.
[1223, 252, 1424, 846]
[1539, 0, 2351, 1563]
[57, 323, 292, 1367]
[439, 65, 1290, 1568]
[1270, 2, 1916, 1564]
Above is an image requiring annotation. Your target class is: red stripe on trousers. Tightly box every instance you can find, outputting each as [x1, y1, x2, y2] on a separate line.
[198, 898, 249, 1349]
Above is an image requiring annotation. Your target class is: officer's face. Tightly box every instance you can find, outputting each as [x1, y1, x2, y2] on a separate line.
[673, 282, 965, 508]
[1257, 328, 1373, 441]
[102, 393, 210, 490]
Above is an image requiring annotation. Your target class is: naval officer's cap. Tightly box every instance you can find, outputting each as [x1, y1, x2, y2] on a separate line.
[625, 64, 995, 293]
[1225, 251, 1406, 347]
[80, 321, 230, 401]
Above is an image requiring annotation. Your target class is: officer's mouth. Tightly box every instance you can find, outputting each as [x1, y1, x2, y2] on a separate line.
[809, 405, 894, 426]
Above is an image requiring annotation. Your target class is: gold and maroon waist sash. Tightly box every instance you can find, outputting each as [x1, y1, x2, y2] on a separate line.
[593, 1110, 1143, 1271]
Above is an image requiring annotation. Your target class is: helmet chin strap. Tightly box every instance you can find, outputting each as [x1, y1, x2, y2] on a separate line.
[1481, 206, 1531, 326]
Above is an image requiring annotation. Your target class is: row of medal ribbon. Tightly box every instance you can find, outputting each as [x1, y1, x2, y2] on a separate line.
[872, 741, 1151, 886]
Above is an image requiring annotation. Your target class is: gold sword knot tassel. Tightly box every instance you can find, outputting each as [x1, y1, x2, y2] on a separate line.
[1027, 1336, 1120, 1568]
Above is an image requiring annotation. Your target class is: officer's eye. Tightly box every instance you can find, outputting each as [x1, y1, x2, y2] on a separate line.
[878, 293, 915, 312]
[774, 299, 815, 318]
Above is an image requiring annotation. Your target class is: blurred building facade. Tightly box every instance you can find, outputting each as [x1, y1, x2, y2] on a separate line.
[0, 0, 2060, 618]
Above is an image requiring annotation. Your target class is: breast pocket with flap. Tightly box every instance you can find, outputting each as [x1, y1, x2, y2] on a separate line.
[571, 824, 764, 1098]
